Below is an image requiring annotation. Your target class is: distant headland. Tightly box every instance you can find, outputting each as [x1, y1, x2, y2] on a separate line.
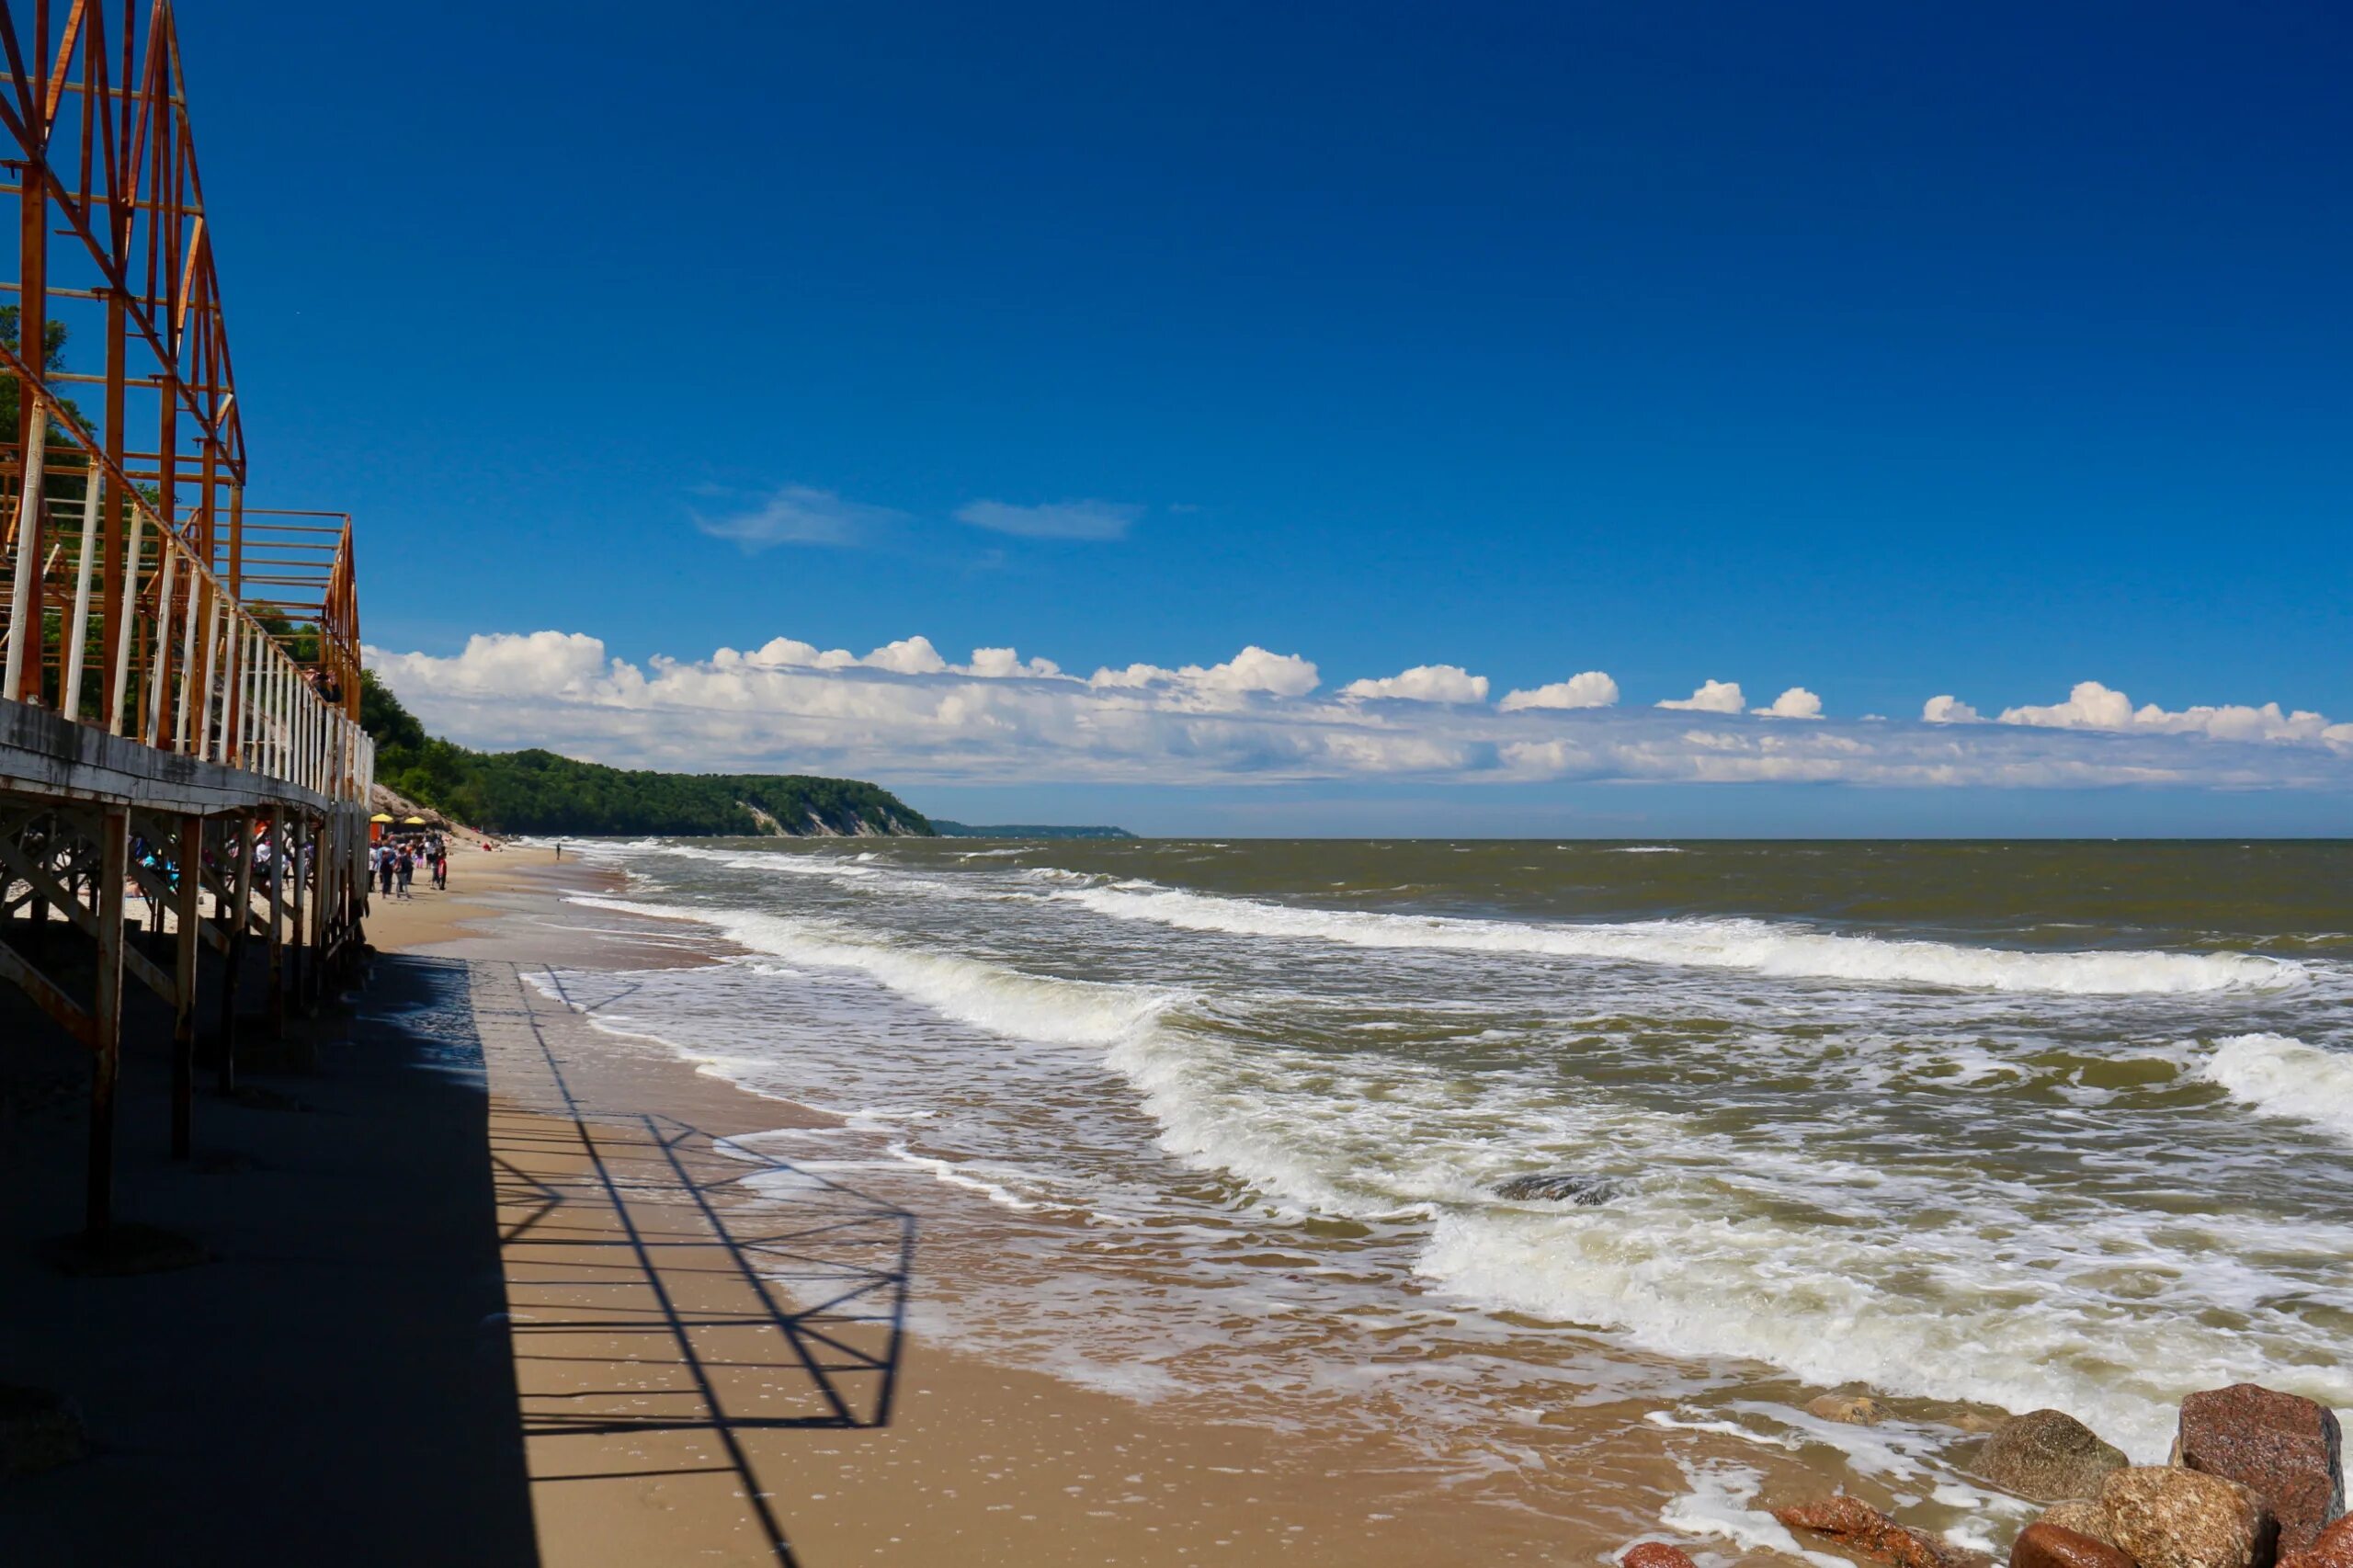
[362, 673, 930, 837]
[931, 821, 1139, 840]
[362, 674, 1137, 842]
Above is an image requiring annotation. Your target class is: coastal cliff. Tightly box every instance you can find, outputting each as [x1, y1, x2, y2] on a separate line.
[360, 672, 933, 838]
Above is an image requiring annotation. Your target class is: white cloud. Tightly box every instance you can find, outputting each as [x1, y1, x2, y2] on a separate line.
[368, 631, 612, 698]
[1340, 664, 1491, 704]
[1922, 695, 1982, 723]
[963, 646, 1063, 679]
[955, 499, 1142, 540]
[1997, 680, 2353, 747]
[1753, 687, 1824, 720]
[363, 631, 2353, 792]
[722, 634, 1062, 679]
[1499, 672, 1619, 711]
[1088, 644, 1320, 698]
[1657, 679, 1745, 714]
[2001, 679, 2136, 731]
[695, 484, 904, 550]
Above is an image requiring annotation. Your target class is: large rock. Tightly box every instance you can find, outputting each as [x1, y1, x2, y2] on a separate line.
[2175, 1384, 2346, 1554]
[1775, 1494, 1993, 1568]
[1810, 1393, 1890, 1426]
[1980, 1411, 2132, 1502]
[2037, 1502, 2121, 1550]
[2013, 1523, 2138, 1568]
[1623, 1544, 1699, 1568]
[2281, 1516, 2353, 1568]
[2101, 1466, 2278, 1568]
[1493, 1171, 1620, 1205]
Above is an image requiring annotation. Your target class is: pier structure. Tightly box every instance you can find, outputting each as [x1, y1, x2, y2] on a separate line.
[0, 1, 374, 1235]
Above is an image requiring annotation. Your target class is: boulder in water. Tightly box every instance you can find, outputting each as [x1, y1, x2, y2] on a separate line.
[1493, 1171, 1620, 1205]
[2012, 1523, 2138, 1568]
[2035, 1501, 2121, 1550]
[1622, 1543, 1699, 1568]
[1978, 1410, 2131, 1503]
[1809, 1393, 1890, 1426]
[2281, 1516, 2353, 1568]
[1774, 1494, 1993, 1568]
[2100, 1466, 2278, 1568]
[2173, 1384, 2345, 1555]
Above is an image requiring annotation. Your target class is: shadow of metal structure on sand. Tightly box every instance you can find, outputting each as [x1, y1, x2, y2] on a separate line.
[490, 964, 916, 1568]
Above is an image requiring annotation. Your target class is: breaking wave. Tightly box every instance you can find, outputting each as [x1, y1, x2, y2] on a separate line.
[1058, 882, 2302, 995]
[2200, 1033, 2353, 1144]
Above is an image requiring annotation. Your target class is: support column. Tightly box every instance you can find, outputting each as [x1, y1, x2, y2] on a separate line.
[290, 814, 312, 1015]
[265, 810, 286, 1038]
[172, 813, 201, 1159]
[216, 810, 255, 1093]
[89, 808, 129, 1240]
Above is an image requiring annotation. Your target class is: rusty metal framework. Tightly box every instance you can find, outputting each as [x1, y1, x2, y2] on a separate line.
[0, 0, 369, 787]
[0, 2, 376, 1240]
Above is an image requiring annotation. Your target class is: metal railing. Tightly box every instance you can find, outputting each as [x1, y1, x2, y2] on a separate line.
[0, 381, 371, 803]
[0, 0, 370, 807]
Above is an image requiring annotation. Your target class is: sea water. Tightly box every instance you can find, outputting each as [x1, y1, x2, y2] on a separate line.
[536, 838, 2353, 1539]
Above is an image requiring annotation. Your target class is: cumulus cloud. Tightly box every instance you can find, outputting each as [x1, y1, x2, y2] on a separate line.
[1996, 680, 2353, 747]
[1340, 664, 1491, 704]
[1088, 645, 1320, 698]
[1499, 672, 1619, 711]
[722, 634, 1062, 679]
[2001, 679, 2135, 731]
[695, 484, 904, 550]
[369, 631, 613, 698]
[1923, 695, 1982, 723]
[1657, 679, 1745, 714]
[955, 499, 1142, 540]
[364, 631, 2353, 793]
[964, 646, 1063, 679]
[1753, 687, 1824, 720]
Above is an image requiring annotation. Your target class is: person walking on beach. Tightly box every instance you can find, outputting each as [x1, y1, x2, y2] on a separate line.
[379, 844, 395, 898]
[431, 841, 448, 892]
[395, 844, 415, 900]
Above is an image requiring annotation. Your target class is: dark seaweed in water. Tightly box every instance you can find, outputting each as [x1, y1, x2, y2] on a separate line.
[1494, 1172, 1620, 1206]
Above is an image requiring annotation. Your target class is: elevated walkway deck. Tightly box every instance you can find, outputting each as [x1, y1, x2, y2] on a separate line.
[0, 1, 377, 1238]
[0, 698, 341, 818]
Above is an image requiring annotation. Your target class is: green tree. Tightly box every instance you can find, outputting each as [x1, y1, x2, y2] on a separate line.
[0, 305, 85, 445]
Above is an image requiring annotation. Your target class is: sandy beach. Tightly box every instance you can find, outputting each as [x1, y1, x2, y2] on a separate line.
[403, 852, 1656, 1566]
[8, 838, 2346, 1565]
[0, 847, 1669, 1564]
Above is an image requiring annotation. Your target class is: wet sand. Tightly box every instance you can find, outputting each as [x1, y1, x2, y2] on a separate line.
[361, 854, 1646, 1564]
[0, 846, 1876, 1565]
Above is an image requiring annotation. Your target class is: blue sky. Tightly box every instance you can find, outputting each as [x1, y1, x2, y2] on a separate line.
[186, 4, 2350, 832]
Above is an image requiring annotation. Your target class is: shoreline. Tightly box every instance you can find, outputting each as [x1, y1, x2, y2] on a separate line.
[378, 853, 1631, 1563]
[14, 844, 2321, 1562]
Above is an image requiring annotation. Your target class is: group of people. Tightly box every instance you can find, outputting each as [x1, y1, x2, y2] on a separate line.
[370, 834, 448, 901]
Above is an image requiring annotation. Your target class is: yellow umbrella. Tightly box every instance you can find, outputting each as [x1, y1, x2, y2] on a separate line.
[369, 812, 394, 823]
[402, 815, 428, 824]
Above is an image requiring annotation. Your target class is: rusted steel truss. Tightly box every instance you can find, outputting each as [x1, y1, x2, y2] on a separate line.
[0, 4, 376, 1240]
[0, 0, 370, 794]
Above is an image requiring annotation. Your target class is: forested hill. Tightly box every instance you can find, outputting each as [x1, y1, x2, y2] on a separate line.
[933, 821, 1137, 840]
[359, 673, 934, 838]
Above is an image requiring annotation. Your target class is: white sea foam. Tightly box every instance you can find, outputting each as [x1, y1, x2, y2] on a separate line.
[569, 893, 1170, 1048]
[1413, 1190, 2353, 1460]
[2200, 1033, 2353, 1143]
[1658, 1460, 1847, 1568]
[1059, 881, 2302, 995]
[556, 846, 2353, 1511]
